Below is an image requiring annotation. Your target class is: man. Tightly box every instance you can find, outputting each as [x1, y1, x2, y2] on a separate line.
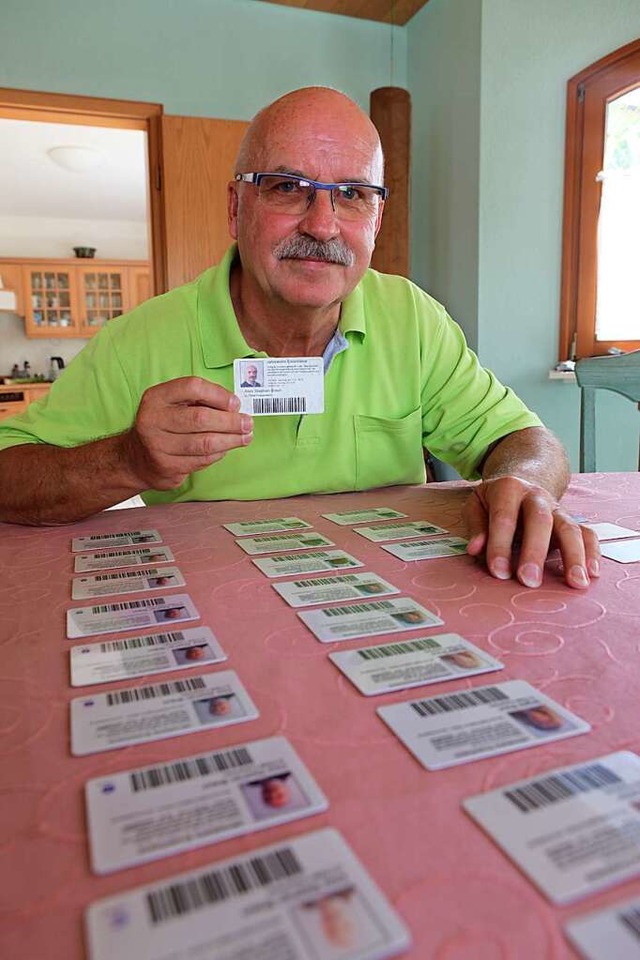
[0, 87, 598, 590]
[240, 363, 261, 387]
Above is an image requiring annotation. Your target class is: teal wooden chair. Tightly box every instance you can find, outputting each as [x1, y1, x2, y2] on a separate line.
[574, 350, 640, 472]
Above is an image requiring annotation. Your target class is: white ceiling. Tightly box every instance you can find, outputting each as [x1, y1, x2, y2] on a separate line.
[0, 119, 148, 222]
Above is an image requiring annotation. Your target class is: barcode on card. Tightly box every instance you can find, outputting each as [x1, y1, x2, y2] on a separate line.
[272, 552, 330, 562]
[89, 598, 165, 614]
[251, 534, 310, 543]
[105, 676, 206, 706]
[620, 906, 640, 940]
[252, 397, 306, 414]
[92, 569, 159, 582]
[98, 632, 186, 652]
[358, 637, 441, 660]
[85, 532, 146, 540]
[411, 686, 507, 717]
[323, 600, 395, 617]
[366, 521, 415, 530]
[238, 518, 298, 528]
[503, 762, 622, 813]
[83, 549, 152, 559]
[146, 847, 303, 924]
[130, 746, 254, 792]
[292, 575, 358, 587]
[400, 538, 454, 548]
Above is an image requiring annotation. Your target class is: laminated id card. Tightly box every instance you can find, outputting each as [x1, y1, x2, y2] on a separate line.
[71, 566, 185, 600]
[273, 573, 400, 608]
[223, 516, 312, 536]
[252, 549, 364, 578]
[70, 627, 226, 687]
[66, 594, 200, 639]
[85, 827, 411, 960]
[322, 507, 408, 525]
[353, 520, 447, 542]
[85, 736, 328, 873]
[70, 670, 258, 755]
[329, 633, 504, 696]
[566, 895, 640, 959]
[234, 357, 324, 416]
[236, 531, 335, 555]
[74, 546, 175, 573]
[464, 751, 640, 905]
[378, 680, 589, 770]
[72, 529, 161, 552]
[381, 536, 468, 562]
[298, 597, 443, 644]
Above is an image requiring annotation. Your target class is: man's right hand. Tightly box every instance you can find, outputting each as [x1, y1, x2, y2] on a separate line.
[123, 377, 253, 490]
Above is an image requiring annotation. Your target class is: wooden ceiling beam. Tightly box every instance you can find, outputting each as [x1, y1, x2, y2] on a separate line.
[256, 0, 430, 27]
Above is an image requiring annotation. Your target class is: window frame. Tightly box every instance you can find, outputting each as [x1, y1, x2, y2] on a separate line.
[559, 38, 640, 360]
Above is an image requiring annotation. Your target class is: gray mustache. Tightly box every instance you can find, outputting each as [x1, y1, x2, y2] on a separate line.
[274, 236, 355, 267]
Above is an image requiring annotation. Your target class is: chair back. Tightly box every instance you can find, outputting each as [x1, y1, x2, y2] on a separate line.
[574, 350, 640, 471]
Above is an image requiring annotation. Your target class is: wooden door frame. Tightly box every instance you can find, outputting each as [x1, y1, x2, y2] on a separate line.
[0, 87, 167, 293]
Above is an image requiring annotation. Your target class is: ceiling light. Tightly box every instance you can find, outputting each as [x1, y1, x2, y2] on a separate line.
[47, 145, 103, 173]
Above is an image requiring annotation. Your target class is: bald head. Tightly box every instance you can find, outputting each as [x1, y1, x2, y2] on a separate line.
[235, 87, 384, 182]
[228, 86, 386, 316]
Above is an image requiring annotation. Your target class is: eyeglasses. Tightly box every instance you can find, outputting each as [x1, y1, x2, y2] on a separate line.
[235, 172, 388, 221]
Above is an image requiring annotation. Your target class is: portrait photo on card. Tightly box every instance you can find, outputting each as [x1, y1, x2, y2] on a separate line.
[439, 650, 486, 671]
[154, 606, 188, 623]
[391, 610, 430, 626]
[292, 886, 386, 959]
[193, 693, 245, 724]
[145, 552, 169, 564]
[508, 704, 575, 737]
[240, 360, 264, 388]
[354, 581, 387, 596]
[147, 575, 178, 588]
[240, 772, 309, 821]
[172, 644, 215, 666]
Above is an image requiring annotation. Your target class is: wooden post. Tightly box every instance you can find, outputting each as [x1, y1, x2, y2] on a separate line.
[369, 86, 411, 277]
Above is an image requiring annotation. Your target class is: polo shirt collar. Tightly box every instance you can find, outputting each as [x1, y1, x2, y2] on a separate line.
[197, 244, 367, 369]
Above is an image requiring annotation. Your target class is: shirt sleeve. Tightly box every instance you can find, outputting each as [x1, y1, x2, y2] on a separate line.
[0, 323, 137, 452]
[418, 300, 543, 480]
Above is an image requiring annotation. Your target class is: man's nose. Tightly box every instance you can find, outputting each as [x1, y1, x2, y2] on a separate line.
[298, 188, 340, 240]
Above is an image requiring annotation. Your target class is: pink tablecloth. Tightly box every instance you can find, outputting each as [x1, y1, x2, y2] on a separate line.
[1, 473, 640, 959]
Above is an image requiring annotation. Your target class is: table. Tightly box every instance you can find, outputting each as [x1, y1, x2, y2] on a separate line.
[1, 473, 640, 959]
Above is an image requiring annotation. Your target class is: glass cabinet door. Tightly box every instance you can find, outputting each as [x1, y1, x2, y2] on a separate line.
[78, 269, 125, 332]
[26, 268, 75, 332]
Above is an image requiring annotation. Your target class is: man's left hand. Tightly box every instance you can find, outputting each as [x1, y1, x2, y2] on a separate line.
[463, 475, 601, 589]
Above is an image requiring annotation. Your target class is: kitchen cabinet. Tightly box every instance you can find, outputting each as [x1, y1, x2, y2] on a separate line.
[0, 259, 150, 338]
[75, 265, 128, 333]
[0, 383, 50, 421]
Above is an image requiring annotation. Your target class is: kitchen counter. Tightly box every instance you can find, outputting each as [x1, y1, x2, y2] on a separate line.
[0, 380, 51, 420]
[0, 377, 55, 385]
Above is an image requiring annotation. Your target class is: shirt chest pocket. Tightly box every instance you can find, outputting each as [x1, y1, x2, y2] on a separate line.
[354, 407, 425, 491]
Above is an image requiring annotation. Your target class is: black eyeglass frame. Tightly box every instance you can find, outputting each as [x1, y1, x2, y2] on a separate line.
[235, 172, 389, 204]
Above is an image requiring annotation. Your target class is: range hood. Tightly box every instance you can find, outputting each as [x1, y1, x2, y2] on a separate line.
[0, 276, 18, 312]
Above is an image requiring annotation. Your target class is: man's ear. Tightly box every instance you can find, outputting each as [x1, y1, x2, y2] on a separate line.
[227, 182, 239, 239]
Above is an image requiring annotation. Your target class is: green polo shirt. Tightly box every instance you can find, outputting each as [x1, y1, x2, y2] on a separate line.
[0, 246, 541, 504]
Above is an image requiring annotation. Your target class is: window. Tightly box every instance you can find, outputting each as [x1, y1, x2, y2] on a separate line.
[559, 39, 640, 360]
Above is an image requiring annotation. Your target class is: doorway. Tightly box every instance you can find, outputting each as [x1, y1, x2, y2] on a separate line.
[0, 87, 166, 291]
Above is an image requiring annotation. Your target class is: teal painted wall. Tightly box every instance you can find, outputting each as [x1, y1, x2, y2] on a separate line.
[0, 0, 407, 118]
[408, 0, 640, 470]
[407, 0, 482, 349]
[478, 0, 640, 469]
